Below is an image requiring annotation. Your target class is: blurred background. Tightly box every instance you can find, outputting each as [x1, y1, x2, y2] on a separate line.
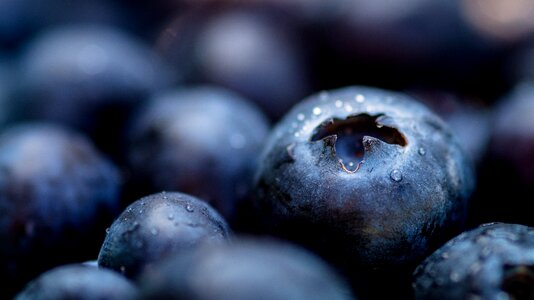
[1, 0, 534, 299]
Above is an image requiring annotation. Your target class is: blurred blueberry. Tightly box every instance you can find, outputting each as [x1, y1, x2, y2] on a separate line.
[127, 86, 269, 222]
[156, 5, 311, 119]
[0, 123, 121, 298]
[138, 237, 353, 300]
[12, 25, 174, 161]
[15, 264, 138, 300]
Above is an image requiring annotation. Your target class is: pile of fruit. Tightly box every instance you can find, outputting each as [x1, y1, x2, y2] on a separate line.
[1, 1, 533, 299]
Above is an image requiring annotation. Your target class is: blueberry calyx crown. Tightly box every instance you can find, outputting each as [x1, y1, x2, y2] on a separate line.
[502, 264, 534, 300]
[310, 113, 407, 173]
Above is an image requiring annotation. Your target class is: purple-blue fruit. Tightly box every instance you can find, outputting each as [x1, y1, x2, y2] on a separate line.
[15, 264, 138, 300]
[0, 123, 121, 298]
[127, 86, 269, 221]
[252, 86, 475, 297]
[414, 223, 534, 300]
[98, 192, 230, 279]
[138, 237, 353, 300]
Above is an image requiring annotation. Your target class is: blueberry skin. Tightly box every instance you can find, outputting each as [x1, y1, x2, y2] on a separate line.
[98, 192, 230, 279]
[15, 264, 138, 300]
[12, 25, 173, 160]
[0, 123, 121, 297]
[138, 238, 353, 300]
[413, 223, 534, 300]
[253, 86, 475, 270]
[127, 86, 269, 221]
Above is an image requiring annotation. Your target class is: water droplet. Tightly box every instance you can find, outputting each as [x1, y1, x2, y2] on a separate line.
[105, 228, 110, 234]
[138, 210, 143, 214]
[167, 214, 175, 220]
[418, 148, 426, 156]
[312, 107, 322, 116]
[151, 228, 159, 236]
[319, 91, 329, 101]
[120, 266, 126, 274]
[335, 100, 343, 108]
[390, 169, 403, 182]
[186, 204, 194, 212]
[348, 162, 354, 167]
[297, 113, 305, 121]
[229, 133, 246, 149]
[294, 132, 300, 137]
[345, 103, 353, 112]
[355, 94, 365, 103]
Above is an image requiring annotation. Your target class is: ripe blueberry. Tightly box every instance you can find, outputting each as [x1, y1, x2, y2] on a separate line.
[98, 191, 230, 279]
[12, 25, 173, 160]
[126, 86, 269, 222]
[252, 86, 475, 295]
[14, 264, 138, 300]
[138, 237, 353, 300]
[0, 123, 121, 297]
[414, 223, 534, 300]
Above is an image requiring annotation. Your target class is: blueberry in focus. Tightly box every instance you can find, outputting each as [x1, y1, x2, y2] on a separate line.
[252, 86, 475, 296]
[126, 86, 269, 221]
[11, 25, 173, 160]
[138, 237, 353, 300]
[0, 123, 121, 298]
[413, 223, 534, 300]
[14, 264, 138, 300]
[98, 191, 230, 279]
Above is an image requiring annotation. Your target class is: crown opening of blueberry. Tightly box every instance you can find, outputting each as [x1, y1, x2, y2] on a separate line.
[502, 265, 534, 300]
[310, 113, 407, 172]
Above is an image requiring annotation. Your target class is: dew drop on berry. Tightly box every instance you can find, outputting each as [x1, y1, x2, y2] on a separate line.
[418, 147, 426, 156]
[390, 169, 403, 182]
[186, 204, 194, 212]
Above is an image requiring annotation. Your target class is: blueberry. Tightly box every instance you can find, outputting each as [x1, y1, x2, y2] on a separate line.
[11, 25, 173, 160]
[138, 237, 353, 300]
[156, 6, 311, 119]
[14, 264, 138, 300]
[471, 83, 534, 226]
[251, 86, 475, 295]
[0, 0, 124, 50]
[0, 123, 121, 298]
[126, 86, 269, 222]
[413, 223, 534, 300]
[98, 191, 230, 279]
[491, 83, 534, 186]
